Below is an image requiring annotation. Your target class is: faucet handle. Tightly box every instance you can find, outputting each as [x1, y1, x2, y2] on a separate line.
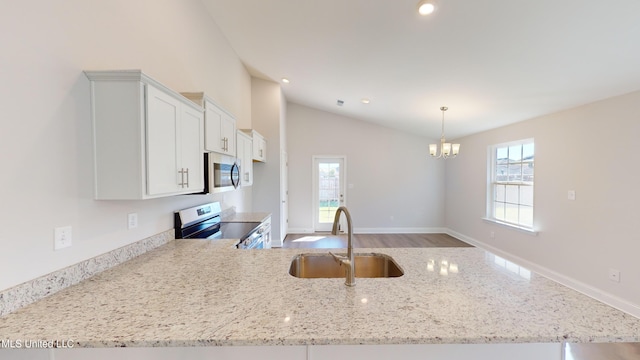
[329, 251, 346, 264]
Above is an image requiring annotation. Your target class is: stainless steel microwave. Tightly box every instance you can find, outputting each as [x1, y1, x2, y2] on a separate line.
[204, 153, 240, 193]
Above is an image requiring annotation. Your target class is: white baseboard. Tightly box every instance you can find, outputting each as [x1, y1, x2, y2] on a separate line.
[446, 229, 640, 319]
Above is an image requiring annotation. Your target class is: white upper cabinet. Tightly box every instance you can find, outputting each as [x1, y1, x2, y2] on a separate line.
[177, 104, 205, 192]
[240, 129, 267, 162]
[182, 93, 236, 157]
[236, 130, 253, 186]
[85, 70, 204, 200]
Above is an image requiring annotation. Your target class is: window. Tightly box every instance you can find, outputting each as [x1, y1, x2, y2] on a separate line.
[488, 140, 534, 230]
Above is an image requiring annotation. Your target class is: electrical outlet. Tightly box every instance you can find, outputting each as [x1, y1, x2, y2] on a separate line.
[490, 231, 495, 239]
[568, 190, 576, 201]
[128, 213, 138, 229]
[609, 268, 621, 283]
[54, 226, 72, 250]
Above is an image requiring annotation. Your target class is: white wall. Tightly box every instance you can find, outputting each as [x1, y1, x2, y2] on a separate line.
[251, 78, 287, 244]
[445, 91, 640, 315]
[287, 103, 445, 233]
[0, 0, 251, 291]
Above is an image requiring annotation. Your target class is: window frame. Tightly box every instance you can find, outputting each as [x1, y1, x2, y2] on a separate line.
[486, 138, 536, 233]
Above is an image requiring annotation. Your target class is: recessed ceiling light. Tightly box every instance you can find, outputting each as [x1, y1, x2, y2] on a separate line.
[361, 98, 370, 104]
[417, 0, 436, 15]
[281, 78, 290, 84]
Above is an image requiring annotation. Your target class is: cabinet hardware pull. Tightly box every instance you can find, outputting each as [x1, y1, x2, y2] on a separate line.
[178, 168, 185, 188]
[222, 137, 229, 152]
[185, 168, 189, 187]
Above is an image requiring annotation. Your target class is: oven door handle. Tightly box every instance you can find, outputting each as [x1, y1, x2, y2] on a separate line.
[239, 228, 264, 249]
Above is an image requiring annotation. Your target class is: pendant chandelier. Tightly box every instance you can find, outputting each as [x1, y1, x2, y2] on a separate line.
[429, 106, 460, 159]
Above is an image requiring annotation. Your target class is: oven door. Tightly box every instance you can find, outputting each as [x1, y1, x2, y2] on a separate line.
[238, 227, 265, 249]
[245, 237, 264, 249]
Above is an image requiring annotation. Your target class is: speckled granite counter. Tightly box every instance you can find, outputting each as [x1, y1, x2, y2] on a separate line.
[0, 242, 638, 348]
[200, 238, 240, 249]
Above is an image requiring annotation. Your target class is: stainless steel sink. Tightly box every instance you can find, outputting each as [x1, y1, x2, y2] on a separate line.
[289, 253, 404, 278]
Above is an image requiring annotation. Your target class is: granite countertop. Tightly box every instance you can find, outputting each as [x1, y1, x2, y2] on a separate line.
[202, 238, 239, 249]
[0, 241, 639, 348]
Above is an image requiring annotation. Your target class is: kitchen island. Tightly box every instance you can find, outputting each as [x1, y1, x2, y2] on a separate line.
[1, 239, 639, 358]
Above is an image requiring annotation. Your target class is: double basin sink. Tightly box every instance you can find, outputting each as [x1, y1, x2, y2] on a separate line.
[289, 253, 404, 279]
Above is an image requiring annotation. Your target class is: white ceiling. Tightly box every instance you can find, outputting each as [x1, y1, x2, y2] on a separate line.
[202, 0, 640, 139]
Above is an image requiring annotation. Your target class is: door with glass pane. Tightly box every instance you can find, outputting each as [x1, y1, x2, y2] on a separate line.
[313, 156, 346, 232]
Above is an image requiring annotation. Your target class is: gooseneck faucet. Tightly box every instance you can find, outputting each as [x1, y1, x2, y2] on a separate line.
[329, 206, 355, 286]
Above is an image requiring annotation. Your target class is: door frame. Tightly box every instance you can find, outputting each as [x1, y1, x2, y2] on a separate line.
[280, 150, 288, 245]
[312, 155, 347, 232]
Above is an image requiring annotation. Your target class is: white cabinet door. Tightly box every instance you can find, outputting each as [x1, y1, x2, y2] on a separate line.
[146, 85, 180, 196]
[310, 344, 561, 360]
[253, 132, 266, 162]
[147, 85, 204, 196]
[53, 346, 307, 360]
[204, 99, 236, 156]
[204, 99, 224, 153]
[0, 349, 50, 360]
[236, 130, 253, 186]
[221, 113, 236, 157]
[180, 105, 204, 192]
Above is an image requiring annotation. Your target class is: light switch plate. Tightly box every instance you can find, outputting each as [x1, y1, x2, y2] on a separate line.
[567, 190, 576, 200]
[54, 226, 72, 250]
[128, 213, 138, 229]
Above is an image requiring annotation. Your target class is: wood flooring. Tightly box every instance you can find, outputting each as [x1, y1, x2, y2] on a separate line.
[282, 233, 473, 249]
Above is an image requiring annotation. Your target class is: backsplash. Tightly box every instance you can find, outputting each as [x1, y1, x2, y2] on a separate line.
[0, 229, 175, 317]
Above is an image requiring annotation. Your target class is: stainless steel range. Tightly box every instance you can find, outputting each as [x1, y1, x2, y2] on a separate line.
[174, 202, 267, 249]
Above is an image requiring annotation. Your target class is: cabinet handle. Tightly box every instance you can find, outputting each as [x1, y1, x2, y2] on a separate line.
[185, 168, 189, 188]
[178, 168, 185, 188]
[222, 137, 229, 152]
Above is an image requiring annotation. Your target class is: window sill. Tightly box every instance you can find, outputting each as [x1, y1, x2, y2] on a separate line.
[482, 218, 538, 236]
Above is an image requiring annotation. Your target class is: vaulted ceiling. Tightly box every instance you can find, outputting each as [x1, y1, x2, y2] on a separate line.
[202, 0, 640, 139]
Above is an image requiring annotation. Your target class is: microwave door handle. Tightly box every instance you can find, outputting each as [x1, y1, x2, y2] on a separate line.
[231, 162, 240, 188]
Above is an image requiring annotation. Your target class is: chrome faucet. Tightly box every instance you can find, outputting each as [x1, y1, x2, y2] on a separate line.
[329, 206, 355, 286]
